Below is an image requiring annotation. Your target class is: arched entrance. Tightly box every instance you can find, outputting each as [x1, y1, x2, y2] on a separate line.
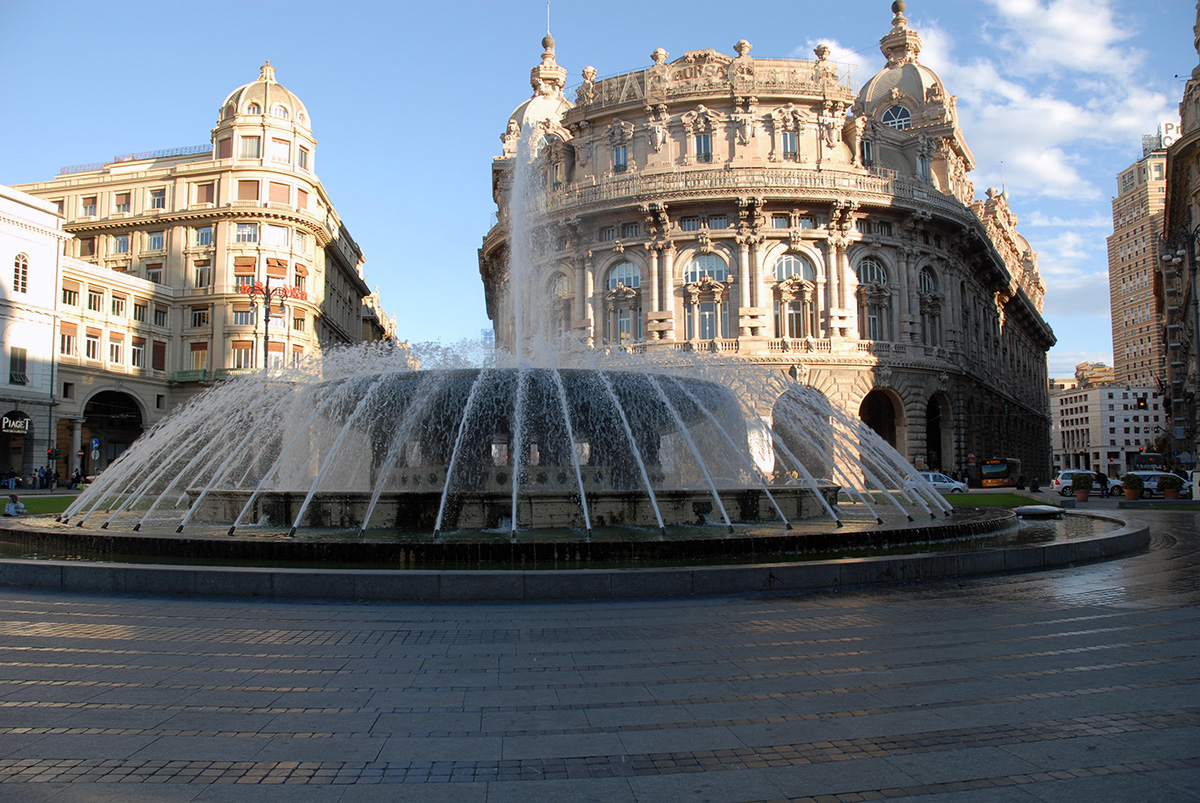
[925, 393, 953, 472]
[81, 391, 144, 474]
[859, 389, 904, 450]
[770, 386, 834, 481]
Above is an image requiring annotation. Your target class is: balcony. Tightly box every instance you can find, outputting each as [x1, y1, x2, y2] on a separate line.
[171, 369, 209, 383]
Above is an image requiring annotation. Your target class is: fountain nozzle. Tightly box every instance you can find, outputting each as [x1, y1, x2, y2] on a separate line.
[227, 526, 236, 536]
[175, 525, 184, 533]
[100, 522, 108, 530]
[133, 523, 141, 532]
[287, 527, 297, 538]
[785, 522, 793, 531]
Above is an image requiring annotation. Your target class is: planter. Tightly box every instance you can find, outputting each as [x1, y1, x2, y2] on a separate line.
[1164, 489, 1180, 500]
[1074, 490, 1090, 502]
[1124, 489, 1142, 500]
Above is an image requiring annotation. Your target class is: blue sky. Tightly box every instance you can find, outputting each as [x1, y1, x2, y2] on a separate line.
[0, 0, 1193, 377]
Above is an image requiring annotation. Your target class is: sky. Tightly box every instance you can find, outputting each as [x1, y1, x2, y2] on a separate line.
[0, 0, 1194, 378]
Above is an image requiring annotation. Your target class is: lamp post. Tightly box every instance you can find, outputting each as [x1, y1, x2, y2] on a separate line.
[245, 277, 287, 375]
[1160, 221, 1200, 465]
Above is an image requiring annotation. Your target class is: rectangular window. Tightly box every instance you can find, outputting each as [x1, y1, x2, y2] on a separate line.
[191, 342, 208, 371]
[265, 225, 290, 246]
[152, 340, 166, 371]
[781, 131, 798, 158]
[62, 287, 79, 306]
[193, 261, 211, 288]
[293, 274, 306, 293]
[708, 216, 727, 229]
[235, 275, 254, 290]
[237, 180, 259, 201]
[195, 226, 213, 246]
[114, 192, 130, 213]
[131, 339, 145, 368]
[297, 188, 309, 209]
[149, 189, 166, 210]
[599, 226, 615, 241]
[613, 145, 627, 173]
[695, 134, 712, 162]
[233, 309, 256, 326]
[292, 315, 305, 331]
[8, 347, 27, 385]
[771, 215, 789, 229]
[191, 306, 209, 327]
[87, 290, 103, 311]
[108, 339, 123, 364]
[78, 237, 96, 258]
[13, 257, 27, 293]
[295, 232, 309, 252]
[111, 296, 126, 317]
[270, 138, 291, 163]
[154, 306, 168, 327]
[235, 223, 258, 243]
[680, 217, 701, 232]
[298, 147, 309, 170]
[147, 230, 164, 250]
[622, 222, 640, 238]
[861, 140, 874, 167]
[797, 217, 816, 229]
[81, 196, 96, 216]
[268, 181, 290, 204]
[876, 221, 893, 236]
[112, 234, 130, 254]
[239, 136, 261, 158]
[133, 302, 147, 322]
[145, 263, 163, 283]
[232, 341, 255, 370]
[60, 332, 76, 356]
[85, 335, 99, 360]
[217, 138, 233, 159]
[195, 183, 215, 204]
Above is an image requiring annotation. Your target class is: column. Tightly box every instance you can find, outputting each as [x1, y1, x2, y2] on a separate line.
[824, 238, 841, 336]
[70, 419, 83, 475]
[584, 253, 596, 346]
[738, 241, 751, 336]
[648, 245, 660, 314]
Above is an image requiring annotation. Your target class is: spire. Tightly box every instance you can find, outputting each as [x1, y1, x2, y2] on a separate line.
[530, 33, 567, 97]
[879, 0, 923, 67]
[259, 61, 276, 83]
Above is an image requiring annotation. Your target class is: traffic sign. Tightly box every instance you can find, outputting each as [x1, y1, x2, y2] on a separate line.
[91, 449, 99, 461]
[76, 449, 84, 458]
[90, 438, 100, 450]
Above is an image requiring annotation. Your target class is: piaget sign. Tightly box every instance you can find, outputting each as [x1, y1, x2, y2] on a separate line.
[1, 411, 31, 436]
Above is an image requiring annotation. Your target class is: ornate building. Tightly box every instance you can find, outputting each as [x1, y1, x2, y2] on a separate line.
[10, 64, 388, 478]
[479, 2, 1055, 481]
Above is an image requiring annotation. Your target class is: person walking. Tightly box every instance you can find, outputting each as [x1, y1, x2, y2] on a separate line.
[1096, 472, 1109, 496]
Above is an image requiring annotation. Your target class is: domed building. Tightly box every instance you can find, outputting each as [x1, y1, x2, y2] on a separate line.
[12, 63, 389, 480]
[479, 3, 1055, 482]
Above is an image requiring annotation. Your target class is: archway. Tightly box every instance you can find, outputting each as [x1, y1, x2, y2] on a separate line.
[859, 389, 903, 449]
[81, 391, 144, 474]
[925, 393, 953, 473]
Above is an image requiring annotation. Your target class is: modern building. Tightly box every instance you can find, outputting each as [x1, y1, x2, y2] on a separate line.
[1109, 144, 1169, 388]
[1051, 384, 1164, 477]
[478, 4, 1056, 482]
[10, 63, 388, 477]
[1160, 5, 1200, 471]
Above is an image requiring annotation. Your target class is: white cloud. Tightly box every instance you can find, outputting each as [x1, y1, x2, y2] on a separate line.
[1026, 212, 1112, 228]
[1046, 348, 1114, 377]
[982, 0, 1139, 79]
[1041, 272, 1113, 313]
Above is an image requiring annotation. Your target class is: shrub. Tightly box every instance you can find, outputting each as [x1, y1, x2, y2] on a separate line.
[1121, 473, 1145, 490]
[1071, 474, 1094, 491]
[1157, 474, 1184, 491]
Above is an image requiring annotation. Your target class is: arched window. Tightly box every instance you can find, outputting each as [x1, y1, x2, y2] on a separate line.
[683, 254, 732, 340]
[271, 104, 289, 119]
[550, 273, 572, 338]
[919, 268, 942, 347]
[224, 103, 236, 120]
[245, 103, 261, 115]
[607, 261, 640, 290]
[13, 253, 28, 294]
[882, 106, 911, 130]
[773, 254, 818, 339]
[856, 258, 890, 341]
[298, 112, 307, 126]
[773, 253, 816, 282]
[604, 263, 642, 345]
[684, 253, 728, 282]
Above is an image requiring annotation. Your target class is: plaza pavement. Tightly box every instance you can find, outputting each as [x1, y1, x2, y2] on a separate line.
[0, 503, 1195, 802]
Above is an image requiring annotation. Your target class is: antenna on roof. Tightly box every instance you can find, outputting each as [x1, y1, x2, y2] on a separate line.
[1000, 160, 1005, 194]
[547, 0, 551, 35]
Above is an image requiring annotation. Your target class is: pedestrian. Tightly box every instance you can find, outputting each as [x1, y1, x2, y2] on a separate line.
[1030, 477, 1041, 493]
[3, 494, 25, 516]
[1016, 474, 1027, 490]
[52, 469, 59, 489]
[1096, 472, 1109, 496]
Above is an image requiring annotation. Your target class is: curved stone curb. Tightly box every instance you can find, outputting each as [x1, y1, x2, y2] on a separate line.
[0, 514, 1148, 601]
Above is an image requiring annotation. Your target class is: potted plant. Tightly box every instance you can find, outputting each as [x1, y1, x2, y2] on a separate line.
[1121, 473, 1144, 500]
[1071, 473, 1092, 502]
[1158, 473, 1184, 500]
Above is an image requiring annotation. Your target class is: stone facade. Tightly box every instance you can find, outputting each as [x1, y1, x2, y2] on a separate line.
[8, 64, 388, 477]
[479, 6, 1056, 482]
[1051, 384, 1164, 477]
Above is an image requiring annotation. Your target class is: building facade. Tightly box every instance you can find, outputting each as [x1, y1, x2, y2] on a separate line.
[1109, 145, 1168, 388]
[479, 5, 1056, 481]
[1161, 4, 1200, 470]
[10, 64, 386, 478]
[1051, 382, 1164, 477]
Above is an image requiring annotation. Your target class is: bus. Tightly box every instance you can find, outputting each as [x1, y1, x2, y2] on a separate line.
[980, 457, 1022, 488]
[1132, 452, 1165, 471]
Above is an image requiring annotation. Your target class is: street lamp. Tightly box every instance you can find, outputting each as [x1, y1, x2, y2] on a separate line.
[1160, 221, 1200, 462]
[245, 277, 288, 375]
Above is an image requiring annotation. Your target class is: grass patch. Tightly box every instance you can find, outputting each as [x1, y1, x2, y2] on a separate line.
[946, 493, 1043, 508]
[14, 496, 74, 516]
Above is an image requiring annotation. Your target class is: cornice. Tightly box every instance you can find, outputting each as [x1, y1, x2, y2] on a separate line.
[64, 206, 332, 246]
[0, 213, 70, 241]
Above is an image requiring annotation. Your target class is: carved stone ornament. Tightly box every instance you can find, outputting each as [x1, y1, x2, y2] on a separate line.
[576, 66, 598, 105]
[937, 371, 949, 390]
[696, 229, 713, 253]
[777, 275, 815, 302]
[609, 120, 635, 145]
[857, 282, 891, 305]
[684, 275, 727, 303]
[789, 229, 804, 249]
[919, 291, 944, 313]
[875, 365, 894, 387]
[613, 240, 625, 254]
[605, 283, 639, 308]
[651, 47, 668, 65]
[812, 44, 839, 86]
[682, 104, 724, 134]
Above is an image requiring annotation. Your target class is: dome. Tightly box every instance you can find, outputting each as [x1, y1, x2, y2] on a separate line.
[219, 62, 311, 129]
[857, 60, 943, 111]
[506, 94, 573, 134]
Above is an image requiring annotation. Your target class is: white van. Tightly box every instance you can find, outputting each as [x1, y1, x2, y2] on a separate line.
[1126, 471, 1192, 499]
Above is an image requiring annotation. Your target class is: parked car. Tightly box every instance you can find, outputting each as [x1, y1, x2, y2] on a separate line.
[908, 471, 969, 494]
[1126, 470, 1193, 499]
[1052, 470, 1123, 497]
